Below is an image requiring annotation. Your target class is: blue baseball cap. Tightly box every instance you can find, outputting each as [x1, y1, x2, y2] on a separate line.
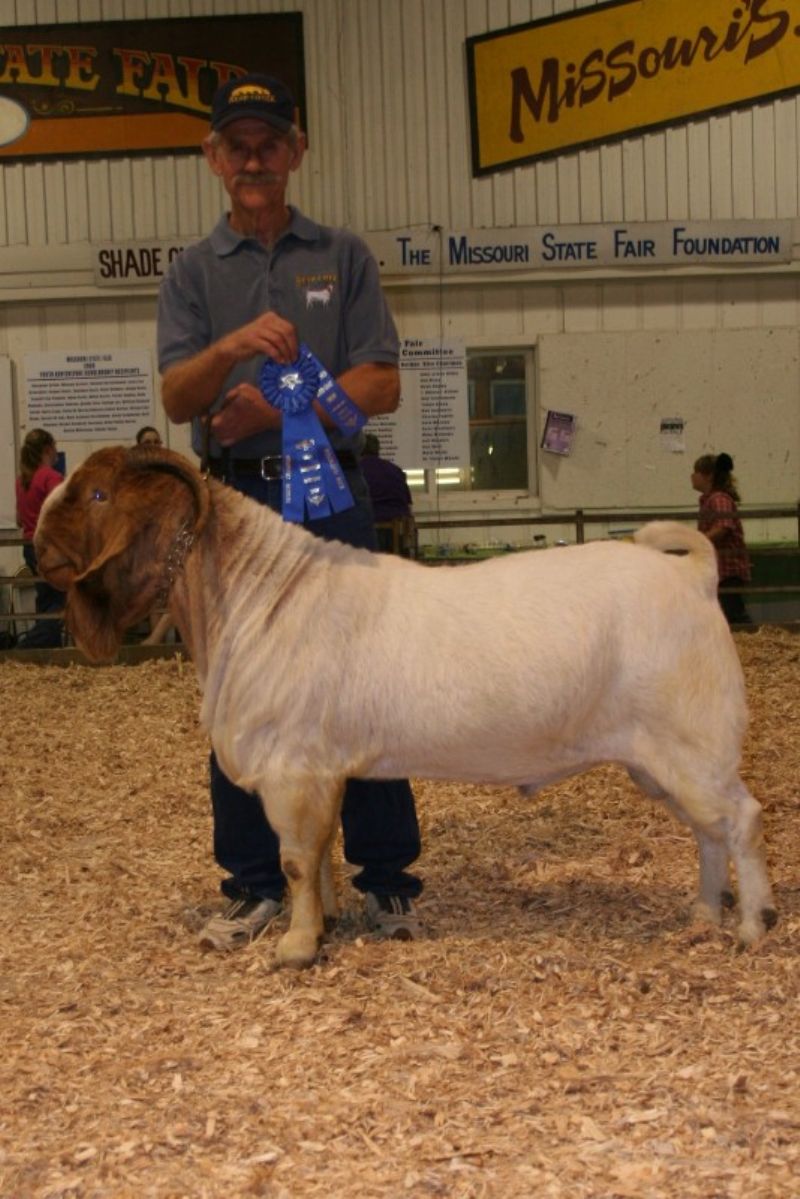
[210, 74, 296, 133]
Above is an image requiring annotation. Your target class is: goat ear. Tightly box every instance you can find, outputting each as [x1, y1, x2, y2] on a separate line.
[67, 514, 147, 663]
[67, 575, 126, 664]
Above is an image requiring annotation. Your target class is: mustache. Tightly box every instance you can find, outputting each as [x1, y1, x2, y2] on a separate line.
[234, 170, 282, 186]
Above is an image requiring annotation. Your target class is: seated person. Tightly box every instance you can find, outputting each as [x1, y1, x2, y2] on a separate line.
[360, 433, 415, 554]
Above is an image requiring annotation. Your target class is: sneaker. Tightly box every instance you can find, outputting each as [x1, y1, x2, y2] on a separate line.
[198, 896, 282, 952]
[364, 893, 420, 941]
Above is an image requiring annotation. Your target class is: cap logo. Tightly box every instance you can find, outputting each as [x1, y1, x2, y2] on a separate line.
[229, 84, 277, 105]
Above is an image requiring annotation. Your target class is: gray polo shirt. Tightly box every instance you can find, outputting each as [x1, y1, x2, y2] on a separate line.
[157, 206, 399, 458]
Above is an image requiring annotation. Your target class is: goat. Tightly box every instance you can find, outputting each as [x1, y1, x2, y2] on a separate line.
[35, 446, 776, 968]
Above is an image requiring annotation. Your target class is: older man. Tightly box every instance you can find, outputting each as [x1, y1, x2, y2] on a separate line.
[157, 74, 422, 950]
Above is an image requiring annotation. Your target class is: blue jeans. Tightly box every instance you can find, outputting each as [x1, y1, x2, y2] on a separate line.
[210, 467, 422, 901]
[18, 543, 63, 649]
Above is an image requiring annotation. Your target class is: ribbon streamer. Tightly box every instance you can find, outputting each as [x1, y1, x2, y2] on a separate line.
[259, 344, 366, 523]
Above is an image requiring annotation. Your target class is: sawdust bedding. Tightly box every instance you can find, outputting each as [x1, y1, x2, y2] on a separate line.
[0, 628, 797, 1199]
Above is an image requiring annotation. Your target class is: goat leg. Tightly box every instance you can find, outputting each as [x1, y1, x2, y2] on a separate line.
[262, 776, 343, 968]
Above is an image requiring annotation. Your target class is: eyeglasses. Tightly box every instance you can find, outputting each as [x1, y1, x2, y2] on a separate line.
[219, 136, 286, 170]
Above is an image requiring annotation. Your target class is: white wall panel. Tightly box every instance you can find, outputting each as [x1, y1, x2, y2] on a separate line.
[753, 105, 777, 218]
[687, 124, 711, 220]
[538, 328, 800, 509]
[731, 111, 755, 218]
[709, 115, 733, 220]
[665, 128, 689, 219]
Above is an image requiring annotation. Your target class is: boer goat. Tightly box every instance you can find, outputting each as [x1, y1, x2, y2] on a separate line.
[35, 446, 776, 967]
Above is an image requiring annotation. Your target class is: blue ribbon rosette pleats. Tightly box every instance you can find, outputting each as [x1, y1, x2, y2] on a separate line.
[259, 344, 367, 523]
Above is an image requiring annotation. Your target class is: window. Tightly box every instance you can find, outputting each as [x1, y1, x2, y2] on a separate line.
[405, 347, 535, 498]
[489, 378, 526, 418]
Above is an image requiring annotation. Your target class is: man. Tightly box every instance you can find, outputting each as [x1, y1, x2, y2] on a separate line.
[157, 73, 422, 950]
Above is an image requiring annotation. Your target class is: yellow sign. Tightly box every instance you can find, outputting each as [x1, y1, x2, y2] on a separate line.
[467, 0, 800, 175]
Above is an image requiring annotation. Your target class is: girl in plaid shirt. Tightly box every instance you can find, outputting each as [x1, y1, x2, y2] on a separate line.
[692, 452, 752, 625]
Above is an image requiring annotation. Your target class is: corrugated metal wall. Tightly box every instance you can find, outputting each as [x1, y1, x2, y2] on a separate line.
[3, 0, 800, 242]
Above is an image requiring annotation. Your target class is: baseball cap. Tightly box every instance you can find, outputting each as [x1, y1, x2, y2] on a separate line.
[210, 73, 296, 133]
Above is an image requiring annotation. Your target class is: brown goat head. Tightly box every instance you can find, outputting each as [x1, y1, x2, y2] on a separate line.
[35, 445, 209, 662]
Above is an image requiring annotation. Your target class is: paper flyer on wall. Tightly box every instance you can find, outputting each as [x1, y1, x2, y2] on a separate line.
[660, 417, 685, 453]
[541, 409, 575, 456]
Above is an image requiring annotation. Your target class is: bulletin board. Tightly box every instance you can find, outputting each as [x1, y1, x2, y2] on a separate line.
[537, 328, 800, 509]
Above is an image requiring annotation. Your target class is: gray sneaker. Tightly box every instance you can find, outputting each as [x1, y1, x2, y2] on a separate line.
[364, 893, 420, 941]
[198, 897, 282, 951]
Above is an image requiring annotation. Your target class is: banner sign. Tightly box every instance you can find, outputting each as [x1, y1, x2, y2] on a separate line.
[365, 220, 794, 275]
[0, 13, 305, 160]
[466, 0, 800, 175]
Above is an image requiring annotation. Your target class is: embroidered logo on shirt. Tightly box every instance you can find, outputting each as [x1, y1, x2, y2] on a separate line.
[297, 272, 337, 309]
[305, 284, 334, 308]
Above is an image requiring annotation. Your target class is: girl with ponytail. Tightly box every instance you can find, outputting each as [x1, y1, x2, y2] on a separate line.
[15, 429, 65, 647]
[691, 452, 751, 625]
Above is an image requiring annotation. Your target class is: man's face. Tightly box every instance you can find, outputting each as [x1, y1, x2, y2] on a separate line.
[204, 118, 304, 209]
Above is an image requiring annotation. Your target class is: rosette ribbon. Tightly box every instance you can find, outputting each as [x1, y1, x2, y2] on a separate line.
[259, 344, 366, 523]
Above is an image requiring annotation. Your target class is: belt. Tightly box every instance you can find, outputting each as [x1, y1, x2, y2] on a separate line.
[207, 451, 359, 481]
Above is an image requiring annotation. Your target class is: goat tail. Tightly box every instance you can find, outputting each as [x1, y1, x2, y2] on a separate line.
[633, 521, 718, 596]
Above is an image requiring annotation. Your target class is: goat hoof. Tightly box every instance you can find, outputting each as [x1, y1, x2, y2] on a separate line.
[720, 889, 736, 910]
[736, 911, 775, 950]
[275, 930, 320, 970]
[690, 899, 722, 927]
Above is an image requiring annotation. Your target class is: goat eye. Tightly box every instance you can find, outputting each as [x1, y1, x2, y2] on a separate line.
[91, 488, 108, 502]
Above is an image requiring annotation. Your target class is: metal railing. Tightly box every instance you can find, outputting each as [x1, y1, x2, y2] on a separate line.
[414, 503, 800, 545]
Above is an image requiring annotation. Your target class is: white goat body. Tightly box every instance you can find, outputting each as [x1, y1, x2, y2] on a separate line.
[35, 448, 776, 967]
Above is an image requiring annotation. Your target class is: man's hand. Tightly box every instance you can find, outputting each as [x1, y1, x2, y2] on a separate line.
[161, 311, 299, 424]
[209, 383, 282, 446]
[222, 311, 299, 365]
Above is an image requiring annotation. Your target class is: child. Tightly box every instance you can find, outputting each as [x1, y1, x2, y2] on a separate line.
[691, 452, 752, 625]
[15, 428, 65, 648]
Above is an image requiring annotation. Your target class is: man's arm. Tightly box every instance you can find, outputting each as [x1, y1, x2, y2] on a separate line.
[200, 360, 401, 448]
[336, 362, 400, 416]
[161, 310, 300, 424]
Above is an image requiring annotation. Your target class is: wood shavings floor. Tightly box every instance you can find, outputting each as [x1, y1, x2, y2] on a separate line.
[0, 628, 797, 1198]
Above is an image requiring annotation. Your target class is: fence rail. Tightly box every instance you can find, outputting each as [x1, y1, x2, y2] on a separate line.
[415, 503, 800, 544]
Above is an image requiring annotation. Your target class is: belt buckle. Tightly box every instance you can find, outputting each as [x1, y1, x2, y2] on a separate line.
[260, 455, 283, 481]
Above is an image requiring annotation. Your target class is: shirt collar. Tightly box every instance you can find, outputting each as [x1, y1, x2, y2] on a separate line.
[209, 205, 320, 257]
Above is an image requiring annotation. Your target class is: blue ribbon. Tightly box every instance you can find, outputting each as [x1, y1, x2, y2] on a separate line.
[259, 344, 366, 523]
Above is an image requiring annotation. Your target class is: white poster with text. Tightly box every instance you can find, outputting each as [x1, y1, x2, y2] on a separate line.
[368, 340, 469, 469]
[24, 349, 154, 441]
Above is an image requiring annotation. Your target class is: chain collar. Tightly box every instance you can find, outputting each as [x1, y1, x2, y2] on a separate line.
[158, 520, 196, 604]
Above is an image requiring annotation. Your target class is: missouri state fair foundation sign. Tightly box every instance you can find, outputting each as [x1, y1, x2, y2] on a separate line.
[365, 220, 793, 275]
[466, 0, 800, 175]
[92, 219, 793, 289]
